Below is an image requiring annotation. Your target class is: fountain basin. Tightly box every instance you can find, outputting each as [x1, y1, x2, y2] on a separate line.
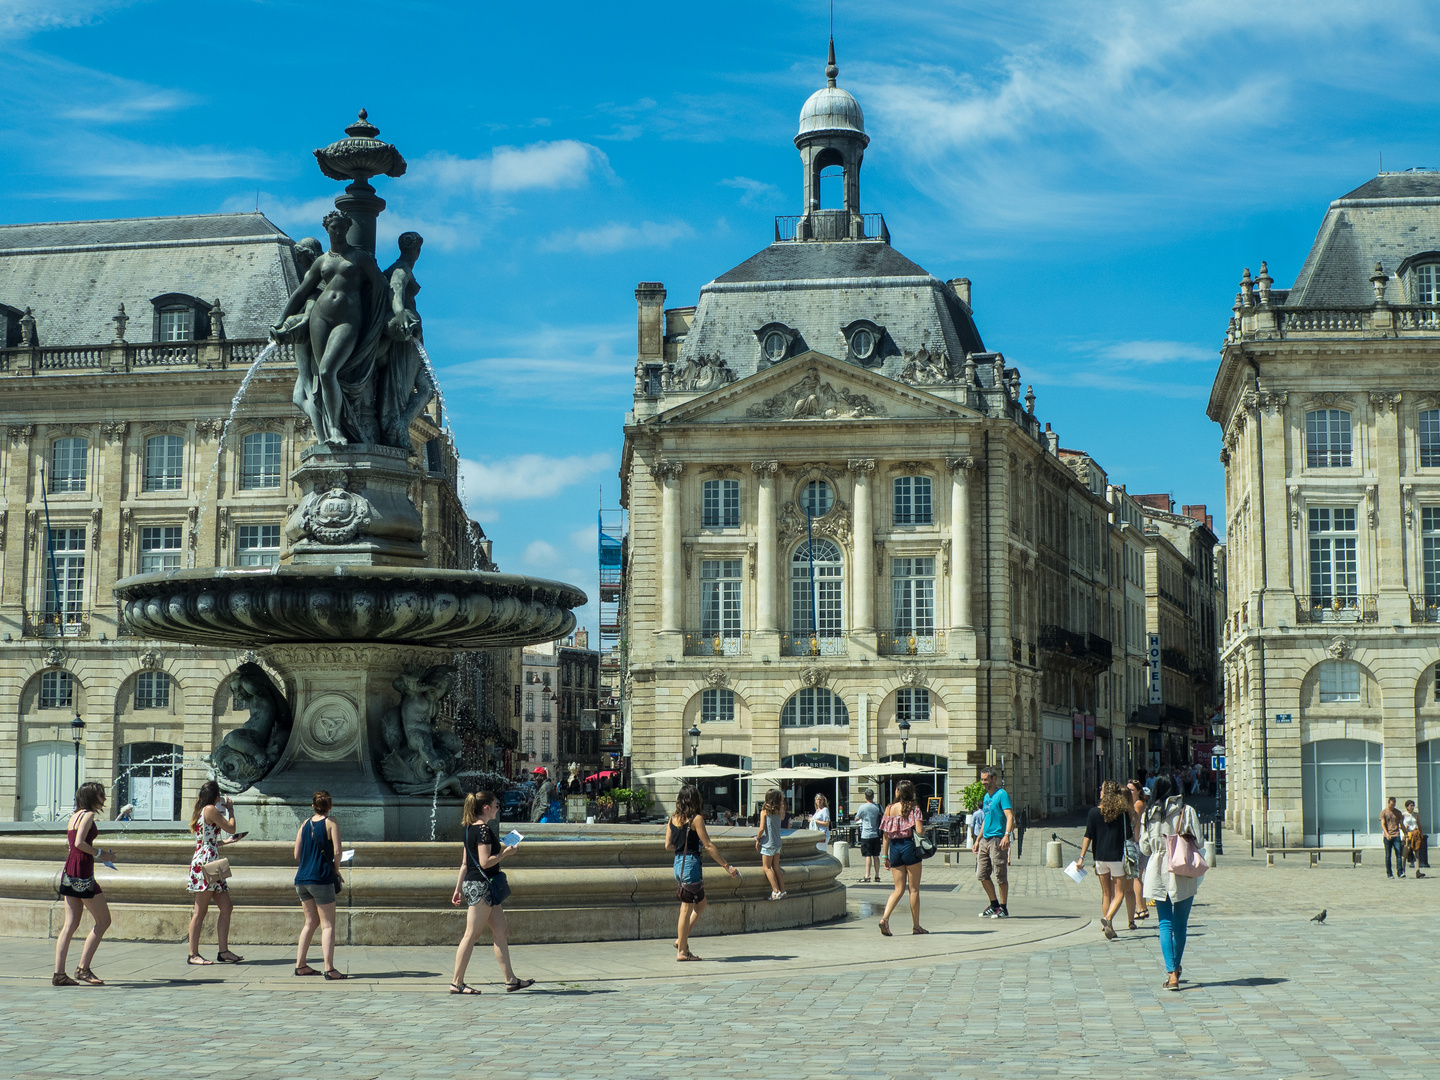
[114, 565, 587, 649]
[0, 827, 845, 945]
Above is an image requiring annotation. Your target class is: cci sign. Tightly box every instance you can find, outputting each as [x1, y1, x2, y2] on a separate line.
[1147, 634, 1163, 704]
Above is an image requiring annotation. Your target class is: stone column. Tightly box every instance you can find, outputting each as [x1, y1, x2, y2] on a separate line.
[753, 461, 778, 631]
[654, 461, 684, 633]
[1371, 391, 1406, 622]
[847, 459, 876, 633]
[947, 457, 976, 629]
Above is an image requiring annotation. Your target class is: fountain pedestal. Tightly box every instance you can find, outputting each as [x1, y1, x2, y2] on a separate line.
[285, 444, 424, 566]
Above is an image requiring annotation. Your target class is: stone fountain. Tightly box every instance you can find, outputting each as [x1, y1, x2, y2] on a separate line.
[115, 110, 585, 841]
[0, 114, 844, 945]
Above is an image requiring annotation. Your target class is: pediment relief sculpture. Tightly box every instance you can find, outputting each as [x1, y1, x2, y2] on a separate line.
[898, 345, 953, 386]
[666, 352, 737, 393]
[745, 370, 885, 421]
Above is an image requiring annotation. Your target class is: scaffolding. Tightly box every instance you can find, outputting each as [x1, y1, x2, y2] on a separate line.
[598, 501, 627, 777]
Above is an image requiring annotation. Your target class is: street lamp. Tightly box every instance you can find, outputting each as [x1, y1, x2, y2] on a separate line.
[689, 723, 701, 768]
[69, 713, 85, 793]
[898, 717, 911, 769]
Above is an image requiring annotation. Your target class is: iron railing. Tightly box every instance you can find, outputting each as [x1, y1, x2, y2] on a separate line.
[780, 632, 848, 657]
[1411, 595, 1440, 623]
[879, 628, 944, 656]
[1296, 594, 1378, 624]
[683, 629, 751, 656]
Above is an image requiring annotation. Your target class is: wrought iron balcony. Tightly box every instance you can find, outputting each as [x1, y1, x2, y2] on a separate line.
[22, 610, 88, 638]
[1161, 647, 1190, 675]
[683, 629, 751, 657]
[780, 632, 848, 657]
[880, 628, 945, 656]
[1296, 594, 1377, 624]
[1411, 595, 1440, 623]
[1039, 624, 1087, 657]
[1086, 633, 1113, 668]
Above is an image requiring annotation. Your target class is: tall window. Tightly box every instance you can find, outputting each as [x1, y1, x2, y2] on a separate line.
[701, 479, 740, 528]
[237, 524, 281, 567]
[1416, 264, 1438, 304]
[701, 688, 735, 723]
[700, 559, 742, 637]
[542, 694, 551, 721]
[1425, 508, 1440, 600]
[892, 557, 935, 634]
[896, 687, 930, 722]
[540, 729, 552, 761]
[524, 730, 535, 755]
[144, 435, 184, 491]
[893, 476, 932, 525]
[240, 432, 282, 489]
[780, 686, 849, 727]
[50, 438, 87, 493]
[1318, 660, 1361, 703]
[525, 693, 535, 721]
[140, 526, 183, 574]
[1305, 410, 1352, 468]
[791, 538, 843, 637]
[1308, 507, 1357, 602]
[44, 528, 86, 633]
[1422, 410, 1440, 468]
[158, 308, 193, 341]
[39, 670, 73, 709]
[135, 671, 171, 709]
[802, 479, 833, 518]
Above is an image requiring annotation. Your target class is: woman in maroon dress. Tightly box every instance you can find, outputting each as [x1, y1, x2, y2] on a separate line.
[53, 782, 114, 986]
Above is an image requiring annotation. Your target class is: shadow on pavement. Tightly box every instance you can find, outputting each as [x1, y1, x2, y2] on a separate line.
[709, 954, 799, 963]
[353, 969, 442, 979]
[1199, 977, 1288, 987]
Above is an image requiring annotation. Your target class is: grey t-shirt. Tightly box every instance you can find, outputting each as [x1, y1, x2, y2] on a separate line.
[855, 801, 882, 839]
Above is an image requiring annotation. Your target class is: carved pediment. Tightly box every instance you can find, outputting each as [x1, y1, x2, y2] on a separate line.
[745, 370, 885, 420]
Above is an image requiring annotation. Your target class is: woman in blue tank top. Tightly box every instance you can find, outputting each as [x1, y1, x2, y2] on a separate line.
[293, 790, 345, 979]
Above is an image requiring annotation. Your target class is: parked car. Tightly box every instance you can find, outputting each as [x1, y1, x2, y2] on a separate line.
[500, 788, 530, 821]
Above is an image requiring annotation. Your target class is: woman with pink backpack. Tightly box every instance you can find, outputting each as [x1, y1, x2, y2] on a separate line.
[1140, 776, 1207, 991]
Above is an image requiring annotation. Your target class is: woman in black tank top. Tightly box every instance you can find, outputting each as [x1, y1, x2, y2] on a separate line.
[665, 785, 739, 961]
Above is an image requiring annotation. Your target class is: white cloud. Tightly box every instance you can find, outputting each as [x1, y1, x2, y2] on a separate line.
[523, 539, 561, 566]
[1091, 340, 1215, 367]
[459, 451, 613, 504]
[720, 176, 780, 207]
[415, 140, 609, 195]
[59, 134, 271, 182]
[540, 220, 693, 254]
[569, 525, 595, 553]
[0, 0, 133, 34]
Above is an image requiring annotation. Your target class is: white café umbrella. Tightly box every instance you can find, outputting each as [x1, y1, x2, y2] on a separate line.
[748, 766, 843, 781]
[639, 764, 750, 780]
[845, 762, 939, 779]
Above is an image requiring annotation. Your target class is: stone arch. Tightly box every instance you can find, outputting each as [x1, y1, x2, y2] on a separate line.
[682, 681, 751, 730]
[872, 681, 950, 731]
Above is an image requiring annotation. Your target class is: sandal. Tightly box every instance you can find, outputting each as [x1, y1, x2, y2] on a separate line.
[676, 951, 701, 962]
[912, 926, 929, 935]
[216, 950, 244, 964]
[187, 954, 213, 966]
[323, 969, 348, 980]
[505, 978, 535, 993]
[878, 919, 892, 937]
[1128, 922, 1138, 931]
[52, 972, 78, 987]
[450, 982, 482, 995]
[74, 966, 103, 986]
[295, 965, 321, 976]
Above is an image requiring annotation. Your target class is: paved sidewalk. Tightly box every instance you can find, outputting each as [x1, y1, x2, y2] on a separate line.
[2, 826, 1435, 1079]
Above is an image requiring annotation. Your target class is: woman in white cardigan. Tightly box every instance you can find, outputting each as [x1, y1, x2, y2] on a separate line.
[1139, 776, 1203, 991]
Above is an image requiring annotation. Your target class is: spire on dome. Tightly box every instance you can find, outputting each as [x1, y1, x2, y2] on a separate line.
[826, 37, 838, 88]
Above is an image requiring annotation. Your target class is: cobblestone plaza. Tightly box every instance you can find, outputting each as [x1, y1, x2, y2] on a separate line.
[2, 822, 1434, 1080]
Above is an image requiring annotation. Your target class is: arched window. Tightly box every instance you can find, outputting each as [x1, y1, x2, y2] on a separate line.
[700, 688, 735, 723]
[1317, 660, 1362, 703]
[135, 671, 171, 709]
[240, 432, 282, 489]
[117, 742, 182, 820]
[896, 687, 930, 722]
[1305, 410, 1352, 468]
[50, 438, 87, 493]
[39, 670, 73, 709]
[144, 434, 184, 491]
[791, 537, 843, 638]
[781, 687, 849, 727]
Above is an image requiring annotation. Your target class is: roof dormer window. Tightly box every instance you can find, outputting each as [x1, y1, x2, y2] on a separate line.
[841, 319, 885, 365]
[1417, 264, 1438, 305]
[149, 293, 213, 342]
[754, 322, 798, 364]
[159, 308, 193, 341]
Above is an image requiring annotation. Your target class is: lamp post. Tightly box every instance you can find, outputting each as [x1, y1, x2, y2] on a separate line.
[898, 717, 911, 769]
[69, 713, 85, 794]
[689, 723, 701, 768]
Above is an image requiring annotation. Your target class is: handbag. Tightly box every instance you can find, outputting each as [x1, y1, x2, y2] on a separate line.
[1165, 832, 1208, 877]
[202, 858, 232, 885]
[915, 829, 937, 860]
[1122, 840, 1141, 878]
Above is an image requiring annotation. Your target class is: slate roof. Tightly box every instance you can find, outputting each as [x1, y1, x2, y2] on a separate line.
[0, 212, 300, 345]
[680, 239, 986, 382]
[1287, 172, 1440, 307]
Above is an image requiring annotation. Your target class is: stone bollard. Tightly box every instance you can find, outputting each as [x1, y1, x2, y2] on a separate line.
[1204, 840, 1216, 867]
[1046, 840, 1063, 868]
[831, 841, 850, 867]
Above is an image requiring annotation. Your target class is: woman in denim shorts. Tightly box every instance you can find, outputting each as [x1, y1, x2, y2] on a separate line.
[878, 780, 928, 937]
[666, 784, 739, 961]
[293, 790, 345, 980]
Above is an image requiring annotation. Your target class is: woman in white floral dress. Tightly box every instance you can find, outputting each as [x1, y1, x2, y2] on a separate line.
[187, 780, 244, 965]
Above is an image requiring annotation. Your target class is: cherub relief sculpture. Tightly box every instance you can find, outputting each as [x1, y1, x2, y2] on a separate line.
[377, 664, 464, 795]
[206, 664, 292, 793]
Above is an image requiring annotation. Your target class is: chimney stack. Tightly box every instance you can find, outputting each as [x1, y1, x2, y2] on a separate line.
[635, 282, 666, 360]
[950, 277, 972, 308]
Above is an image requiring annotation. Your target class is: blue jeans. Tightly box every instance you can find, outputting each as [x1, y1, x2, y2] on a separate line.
[1154, 896, 1194, 974]
[1385, 836, 1406, 877]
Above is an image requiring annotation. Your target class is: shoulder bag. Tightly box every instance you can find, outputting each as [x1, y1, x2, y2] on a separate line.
[202, 857, 232, 885]
[1122, 814, 1140, 877]
[1164, 831, 1208, 877]
[915, 829, 937, 860]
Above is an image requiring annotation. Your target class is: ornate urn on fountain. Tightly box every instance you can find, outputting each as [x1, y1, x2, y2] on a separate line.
[113, 111, 586, 840]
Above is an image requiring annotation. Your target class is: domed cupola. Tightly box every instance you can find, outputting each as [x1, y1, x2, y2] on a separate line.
[794, 39, 872, 241]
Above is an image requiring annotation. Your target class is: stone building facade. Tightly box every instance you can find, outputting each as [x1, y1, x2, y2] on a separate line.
[618, 47, 1225, 818]
[1211, 171, 1440, 846]
[0, 212, 504, 822]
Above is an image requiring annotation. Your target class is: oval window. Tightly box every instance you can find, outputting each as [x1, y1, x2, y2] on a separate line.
[763, 330, 788, 362]
[850, 327, 875, 360]
[802, 479, 833, 517]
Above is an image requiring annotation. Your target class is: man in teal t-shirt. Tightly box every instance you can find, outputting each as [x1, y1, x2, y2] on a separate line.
[972, 767, 1015, 917]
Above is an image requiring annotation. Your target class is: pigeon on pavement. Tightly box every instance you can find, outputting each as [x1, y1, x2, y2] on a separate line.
[1310, 909, 1327, 923]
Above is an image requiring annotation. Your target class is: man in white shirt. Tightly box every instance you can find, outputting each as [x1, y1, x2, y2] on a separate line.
[854, 790, 883, 881]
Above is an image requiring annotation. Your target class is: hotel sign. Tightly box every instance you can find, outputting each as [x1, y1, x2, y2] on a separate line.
[1147, 634, 1162, 704]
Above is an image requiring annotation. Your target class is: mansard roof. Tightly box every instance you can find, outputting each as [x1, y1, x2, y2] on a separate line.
[0, 212, 299, 345]
[678, 238, 985, 385]
[1287, 171, 1440, 307]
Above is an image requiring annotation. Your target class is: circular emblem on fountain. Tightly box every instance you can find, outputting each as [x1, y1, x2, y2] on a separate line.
[304, 487, 373, 544]
[298, 692, 362, 761]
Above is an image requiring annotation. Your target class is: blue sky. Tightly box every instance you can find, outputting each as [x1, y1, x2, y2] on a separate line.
[5, 0, 1440, 636]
